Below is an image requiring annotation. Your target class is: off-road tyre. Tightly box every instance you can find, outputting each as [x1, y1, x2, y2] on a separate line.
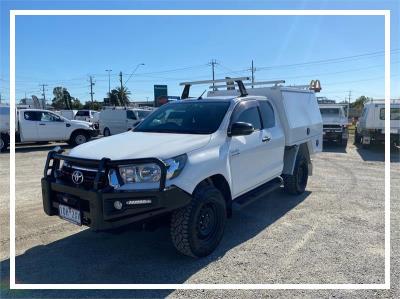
[69, 131, 89, 146]
[340, 135, 348, 147]
[283, 153, 309, 195]
[0, 134, 9, 152]
[170, 184, 226, 258]
[354, 129, 361, 145]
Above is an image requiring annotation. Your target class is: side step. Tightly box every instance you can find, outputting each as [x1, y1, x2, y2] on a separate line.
[232, 177, 283, 211]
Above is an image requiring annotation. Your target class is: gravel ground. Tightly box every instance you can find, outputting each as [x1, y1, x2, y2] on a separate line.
[0, 136, 399, 298]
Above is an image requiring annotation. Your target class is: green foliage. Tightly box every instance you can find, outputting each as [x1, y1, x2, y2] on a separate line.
[107, 86, 131, 106]
[83, 101, 103, 110]
[350, 96, 372, 110]
[52, 87, 83, 110]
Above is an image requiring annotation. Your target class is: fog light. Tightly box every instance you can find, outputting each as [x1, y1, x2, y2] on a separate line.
[114, 201, 123, 210]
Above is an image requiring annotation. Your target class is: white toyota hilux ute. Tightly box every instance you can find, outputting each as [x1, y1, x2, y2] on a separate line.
[42, 78, 323, 257]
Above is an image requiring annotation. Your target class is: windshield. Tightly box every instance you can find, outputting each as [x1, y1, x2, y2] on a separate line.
[137, 110, 152, 119]
[320, 108, 340, 116]
[134, 101, 230, 134]
[76, 111, 89, 116]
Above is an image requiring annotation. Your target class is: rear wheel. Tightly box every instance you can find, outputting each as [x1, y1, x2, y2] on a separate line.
[0, 134, 7, 152]
[170, 185, 226, 258]
[103, 127, 111, 137]
[283, 153, 308, 195]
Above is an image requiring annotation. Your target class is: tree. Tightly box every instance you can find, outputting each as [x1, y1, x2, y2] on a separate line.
[52, 87, 83, 110]
[83, 101, 103, 110]
[107, 86, 131, 106]
[350, 96, 371, 110]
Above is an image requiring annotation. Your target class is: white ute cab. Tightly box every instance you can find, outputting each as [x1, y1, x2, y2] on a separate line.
[41, 77, 322, 257]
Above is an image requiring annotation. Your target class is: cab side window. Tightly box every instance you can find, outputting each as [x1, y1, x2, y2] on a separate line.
[24, 111, 41, 121]
[126, 110, 137, 120]
[40, 112, 62, 122]
[259, 101, 275, 128]
[235, 107, 262, 130]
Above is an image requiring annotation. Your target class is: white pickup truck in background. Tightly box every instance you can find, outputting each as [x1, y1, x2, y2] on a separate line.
[0, 104, 10, 152]
[0, 108, 99, 151]
[355, 100, 400, 147]
[318, 104, 348, 146]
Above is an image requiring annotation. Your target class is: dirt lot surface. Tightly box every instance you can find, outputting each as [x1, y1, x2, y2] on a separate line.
[0, 137, 399, 298]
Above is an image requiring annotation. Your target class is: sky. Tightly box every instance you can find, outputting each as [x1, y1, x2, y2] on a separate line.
[0, 0, 399, 105]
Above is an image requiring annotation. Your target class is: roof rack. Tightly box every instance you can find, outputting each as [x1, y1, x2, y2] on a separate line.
[179, 77, 250, 99]
[210, 80, 285, 90]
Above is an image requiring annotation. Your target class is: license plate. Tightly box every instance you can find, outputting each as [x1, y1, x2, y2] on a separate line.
[59, 204, 81, 225]
[390, 129, 398, 134]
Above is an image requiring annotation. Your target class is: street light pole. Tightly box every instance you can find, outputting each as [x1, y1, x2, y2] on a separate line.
[124, 63, 145, 85]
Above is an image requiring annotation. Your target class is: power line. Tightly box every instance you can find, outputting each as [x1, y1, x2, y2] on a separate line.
[256, 49, 400, 71]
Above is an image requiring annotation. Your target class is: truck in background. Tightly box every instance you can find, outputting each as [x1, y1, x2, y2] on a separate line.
[0, 104, 10, 152]
[1, 108, 99, 151]
[355, 100, 400, 147]
[99, 107, 153, 136]
[319, 104, 348, 146]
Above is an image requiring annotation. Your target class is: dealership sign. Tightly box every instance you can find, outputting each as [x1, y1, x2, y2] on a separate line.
[154, 85, 168, 107]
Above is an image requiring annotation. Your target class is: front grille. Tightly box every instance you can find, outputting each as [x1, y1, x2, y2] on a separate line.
[60, 164, 108, 190]
[323, 124, 342, 129]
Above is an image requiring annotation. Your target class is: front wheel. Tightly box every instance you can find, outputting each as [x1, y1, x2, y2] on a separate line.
[354, 129, 361, 144]
[170, 185, 226, 258]
[69, 131, 89, 146]
[283, 153, 309, 195]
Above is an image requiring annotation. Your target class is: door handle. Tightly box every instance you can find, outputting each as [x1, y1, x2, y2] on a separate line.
[230, 149, 240, 156]
[39, 123, 46, 126]
[262, 136, 271, 142]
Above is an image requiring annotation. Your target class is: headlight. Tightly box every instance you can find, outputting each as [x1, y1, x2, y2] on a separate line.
[119, 163, 162, 184]
[164, 154, 187, 180]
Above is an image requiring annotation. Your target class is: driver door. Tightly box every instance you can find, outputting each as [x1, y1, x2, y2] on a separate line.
[37, 112, 66, 141]
[229, 100, 267, 197]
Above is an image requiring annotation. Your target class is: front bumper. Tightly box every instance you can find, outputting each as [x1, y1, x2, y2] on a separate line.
[41, 150, 192, 231]
[89, 129, 100, 137]
[322, 128, 347, 140]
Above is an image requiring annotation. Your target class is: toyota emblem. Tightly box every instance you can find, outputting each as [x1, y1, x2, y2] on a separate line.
[71, 170, 84, 185]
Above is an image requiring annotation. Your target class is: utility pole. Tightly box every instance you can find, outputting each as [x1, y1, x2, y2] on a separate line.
[209, 59, 218, 90]
[347, 90, 352, 119]
[39, 84, 48, 105]
[119, 71, 123, 106]
[105, 69, 112, 95]
[89, 76, 95, 102]
[251, 60, 256, 88]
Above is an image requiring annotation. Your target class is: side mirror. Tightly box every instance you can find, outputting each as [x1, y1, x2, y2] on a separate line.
[228, 122, 254, 137]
